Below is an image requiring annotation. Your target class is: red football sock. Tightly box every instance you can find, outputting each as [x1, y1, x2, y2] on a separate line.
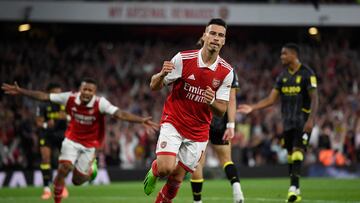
[155, 176, 181, 203]
[53, 179, 64, 203]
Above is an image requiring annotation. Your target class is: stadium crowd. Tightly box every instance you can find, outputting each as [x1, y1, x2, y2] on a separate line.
[0, 32, 359, 171]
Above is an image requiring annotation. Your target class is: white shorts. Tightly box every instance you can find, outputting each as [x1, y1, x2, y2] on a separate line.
[59, 138, 96, 175]
[156, 123, 208, 173]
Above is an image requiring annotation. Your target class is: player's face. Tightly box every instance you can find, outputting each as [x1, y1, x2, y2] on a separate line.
[202, 24, 226, 53]
[280, 48, 296, 66]
[79, 82, 97, 104]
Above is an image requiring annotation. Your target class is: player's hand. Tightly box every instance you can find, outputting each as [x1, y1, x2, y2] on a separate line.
[1, 82, 22, 95]
[303, 119, 314, 134]
[205, 86, 215, 105]
[141, 116, 160, 135]
[222, 127, 235, 141]
[237, 104, 253, 114]
[160, 61, 175, 77]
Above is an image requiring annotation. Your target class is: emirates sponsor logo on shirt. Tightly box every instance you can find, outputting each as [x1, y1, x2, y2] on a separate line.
[73, 113, 96, 125]
[184, 82, 206, 103]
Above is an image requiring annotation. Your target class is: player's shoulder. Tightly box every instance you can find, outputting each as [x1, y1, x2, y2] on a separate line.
[97, 95, 105, 102]
[68, 91, 78, 98]
[276, 69, 288, 80]
[300, 64, 316, 76]
[218, 57, 233, 72]
[180, 49, 199, 59]
[97, 96, 112, 105]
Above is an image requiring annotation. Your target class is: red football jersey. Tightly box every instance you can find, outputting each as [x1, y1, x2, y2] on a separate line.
[160, 49, 233, 142]
[65, 93, 105, 148]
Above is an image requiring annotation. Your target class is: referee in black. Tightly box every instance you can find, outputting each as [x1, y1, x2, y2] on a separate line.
[36, 83, 68, 200]
[238, 43, 319, 203]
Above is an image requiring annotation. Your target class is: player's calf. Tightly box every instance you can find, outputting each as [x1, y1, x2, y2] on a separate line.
[72, 168, 91, 185]
[53, 163, 71, 203]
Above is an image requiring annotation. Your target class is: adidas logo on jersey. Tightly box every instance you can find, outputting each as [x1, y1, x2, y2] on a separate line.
[187, 74, 196, 80]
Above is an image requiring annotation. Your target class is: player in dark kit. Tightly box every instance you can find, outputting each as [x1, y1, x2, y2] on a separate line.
[36, 83, 69, 200]
[190, 70, 244, 203]
[238, 43, 318, 203]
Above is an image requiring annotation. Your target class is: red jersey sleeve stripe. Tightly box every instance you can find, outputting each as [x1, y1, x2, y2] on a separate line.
[156, 152, 177, 156]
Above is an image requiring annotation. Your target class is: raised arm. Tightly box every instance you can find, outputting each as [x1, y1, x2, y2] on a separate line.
[2, 82, 50, 101]
[113, 109, 159, 134]
[149, 61, 174, 91]
[238, 89, 279, 114]
[150, 53, 182, 91]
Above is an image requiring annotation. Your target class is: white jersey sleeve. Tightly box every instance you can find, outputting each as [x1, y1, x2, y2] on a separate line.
[99, 97, 119, 115]
[49, 92, 71, 105]
[163, 52, 183, 85]
[216, 70, 234, 101]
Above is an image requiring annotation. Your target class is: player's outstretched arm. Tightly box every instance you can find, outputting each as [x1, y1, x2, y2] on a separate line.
[2, 82, 50, 101]
[113, 110, 159, 134]
[237, 88, 279, 114]
[150, 61, 174, 91]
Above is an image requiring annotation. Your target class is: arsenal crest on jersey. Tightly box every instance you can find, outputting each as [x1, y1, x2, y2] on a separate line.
[160, 141, 167, 149]
[212, 79, 221, 88]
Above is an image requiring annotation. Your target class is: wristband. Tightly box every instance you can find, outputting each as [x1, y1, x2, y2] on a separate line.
[42, 122, 48, 129]
[209, 97, 215, 105]
[226, 122, 235, 129]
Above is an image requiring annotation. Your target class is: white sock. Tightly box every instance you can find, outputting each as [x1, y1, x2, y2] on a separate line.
[296, 188, 301, 195]
[194, 201, 202, 203]
[43, 186, 51, 192]
[232, 182, 244, 201]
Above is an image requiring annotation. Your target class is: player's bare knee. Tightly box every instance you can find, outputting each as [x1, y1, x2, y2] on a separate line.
[157, 160, 175, 176]
[158, 167, 173, 177]
[41, 157, 51, 164]
[219, 156, 231, 166]
[158, 165, 174, 176]
[57, 163, 72, 177]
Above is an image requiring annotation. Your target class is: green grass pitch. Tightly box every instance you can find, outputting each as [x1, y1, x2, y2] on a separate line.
[0, 178, 359, 203]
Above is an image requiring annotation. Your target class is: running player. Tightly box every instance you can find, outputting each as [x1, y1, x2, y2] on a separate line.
[144, 18, 233, 203]
[2, 78, 159, 203]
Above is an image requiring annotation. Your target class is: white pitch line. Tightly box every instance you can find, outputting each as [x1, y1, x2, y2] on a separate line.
[0, 196, 359, 203]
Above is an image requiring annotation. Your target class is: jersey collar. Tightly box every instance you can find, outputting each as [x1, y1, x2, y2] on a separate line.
[198, 48, 219, 71]
[75, 93, 96, 108]
[288, 63, 302, 75]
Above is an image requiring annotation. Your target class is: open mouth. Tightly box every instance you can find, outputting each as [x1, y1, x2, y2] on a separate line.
[210, 42, 219, 47]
